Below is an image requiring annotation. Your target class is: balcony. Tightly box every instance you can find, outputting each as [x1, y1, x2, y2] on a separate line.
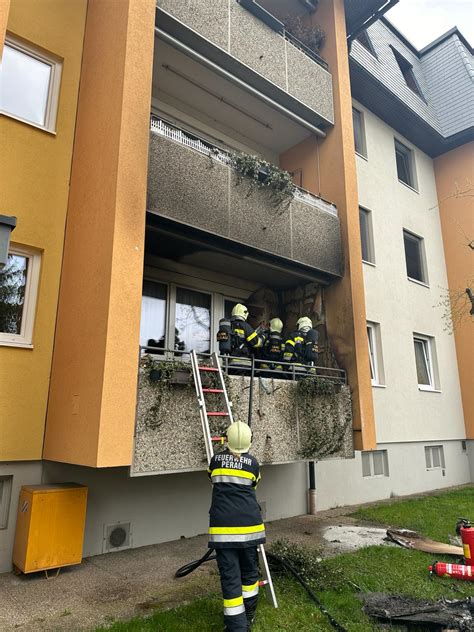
[131, 352, 353, 476]
[156, 0, 334, 126]
[147, 118, 343, 278]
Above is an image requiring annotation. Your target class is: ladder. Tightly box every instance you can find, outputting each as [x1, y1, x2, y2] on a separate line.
[190, 350, 278, 609]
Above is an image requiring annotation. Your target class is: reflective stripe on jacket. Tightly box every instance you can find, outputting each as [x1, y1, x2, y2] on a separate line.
[208, 449, 265, 549]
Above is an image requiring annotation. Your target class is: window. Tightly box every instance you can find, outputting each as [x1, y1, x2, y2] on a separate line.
[0, 246, 41, 347]
[362, 450, 389, 477]
[355, 31, 377, 57]
[367, 322, 384, 385]
[0, 35, 62, 132]
[359, 207, 374, 264]
[0, 476, 13, 529]
[140, 280, 212, 355]
[391, 47, 424, 99]
[352, 107, 367, 157]
[395, 139, 416, 189]
[461, 440, 467, 453]
[403, 230, 427, 284]
[413, 335, 437, 390]
[424, 445, 445, 470]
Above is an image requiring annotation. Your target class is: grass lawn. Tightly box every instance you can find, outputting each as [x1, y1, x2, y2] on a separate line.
[95, 486, 474, 632]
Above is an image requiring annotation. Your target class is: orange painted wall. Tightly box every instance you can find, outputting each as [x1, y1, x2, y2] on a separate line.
[43, 0, 156, 467]
[0, 0, 10, 51]
[434, 142, 474, 438]
[281, 0, 376, 450]
[0, 0, 87, 461]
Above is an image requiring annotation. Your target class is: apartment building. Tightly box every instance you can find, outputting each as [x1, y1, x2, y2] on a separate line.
[314, 17, 474, 507]
[0, 0, 471, 574]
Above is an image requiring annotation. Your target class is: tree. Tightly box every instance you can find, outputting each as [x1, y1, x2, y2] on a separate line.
[0, 255, 27, 334]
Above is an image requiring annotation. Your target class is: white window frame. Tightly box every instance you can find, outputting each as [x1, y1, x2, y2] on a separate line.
[424, 445, 445, 470]
[367, 322, 384, 386]
[403, 229, 428, 286]
[360, 207, 375, 265]
[1, 34, 62, 133]
[413, 334, 436, 391]
[0, 476, 13, 530]
[0, 245, 41, 348]
[352, 107, 367, 159]
[362, 450, 389, 478]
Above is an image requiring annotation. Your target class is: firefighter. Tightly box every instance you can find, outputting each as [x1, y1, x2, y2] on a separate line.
[260, 317, 284, 371]
[283, 316, 319, 371]
[217, 304, 263, 368]
[208, 421, 265, 632]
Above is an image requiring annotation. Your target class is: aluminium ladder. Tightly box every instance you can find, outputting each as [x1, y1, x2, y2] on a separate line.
[190, 350, 278, 609]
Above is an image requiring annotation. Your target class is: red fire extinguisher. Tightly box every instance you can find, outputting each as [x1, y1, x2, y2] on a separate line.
[429, 562, 474, 581]
[456, 518, 474, 566]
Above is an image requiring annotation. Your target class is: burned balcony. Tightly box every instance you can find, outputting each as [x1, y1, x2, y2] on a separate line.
[156, 0, 334, 127]
[147, 118, 343, 279]
[131, 351, 353, 476]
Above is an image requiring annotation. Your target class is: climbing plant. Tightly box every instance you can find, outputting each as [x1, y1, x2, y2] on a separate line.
[229, 152, 295, 213]
[293, 377, 351, 459]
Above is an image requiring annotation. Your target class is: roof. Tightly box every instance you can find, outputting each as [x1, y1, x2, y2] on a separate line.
[344, 0, 399, 39]
[349, 17, 474, 156]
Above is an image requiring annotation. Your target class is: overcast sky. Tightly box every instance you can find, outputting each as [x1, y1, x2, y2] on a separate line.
[385, 0, 474, 49]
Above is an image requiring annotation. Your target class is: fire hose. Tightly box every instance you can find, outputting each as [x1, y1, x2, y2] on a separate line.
[175, 550, 348, 632]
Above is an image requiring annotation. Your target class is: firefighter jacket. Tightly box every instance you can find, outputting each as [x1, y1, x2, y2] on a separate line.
[208, 449, 266, 549]
[230, 317, 263, 357]
[283, 328, 319, 364]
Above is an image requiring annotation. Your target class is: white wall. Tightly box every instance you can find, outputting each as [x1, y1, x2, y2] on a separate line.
[315, 440, 471, 511]
[0, 461, 43, 573]
[42, 462, 307, 558]
[354, 100, 465, 445]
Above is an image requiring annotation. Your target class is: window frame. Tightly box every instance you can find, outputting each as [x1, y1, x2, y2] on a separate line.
[395, 139, 417, 190]
[0, 245, 41, 348]
[361, 450, 389, 478]
[1, 34, 62, 133]
[359, 207, 375, 264]
[355, 31, 377, 58]
[413, 334, 436, 391]
[0, 475, 13, 530]
[367, 321, 384, 386]
[390, 46, 425, 101]
[424, 445, 445, 470]
[403, 229, 428, 285]
[352, 107, 367, 158]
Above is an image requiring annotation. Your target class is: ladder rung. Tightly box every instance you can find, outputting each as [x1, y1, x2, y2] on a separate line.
[207, 411, 229, 416]
[202, 388, 224, 393]
[199, 366, 219, 372]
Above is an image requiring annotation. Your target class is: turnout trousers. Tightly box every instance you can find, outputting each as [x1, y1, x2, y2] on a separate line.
[215, 547, 259, 632]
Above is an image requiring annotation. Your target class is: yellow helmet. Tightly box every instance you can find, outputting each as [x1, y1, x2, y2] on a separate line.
[226, 421, 252, 455]
[231, 303, 249, 320]
[270, 318, 283, 333]
[297, 316, 313, 330]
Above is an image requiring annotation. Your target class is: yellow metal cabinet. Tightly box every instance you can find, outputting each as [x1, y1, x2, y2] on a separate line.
[13, 483, 88, 574]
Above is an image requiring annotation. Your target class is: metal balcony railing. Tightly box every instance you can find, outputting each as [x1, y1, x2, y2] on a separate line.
[140, 346, 347, 385]
[150, 116, 338, 217]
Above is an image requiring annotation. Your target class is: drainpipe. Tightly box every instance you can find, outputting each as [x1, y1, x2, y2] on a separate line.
[307, 460, 317, 515]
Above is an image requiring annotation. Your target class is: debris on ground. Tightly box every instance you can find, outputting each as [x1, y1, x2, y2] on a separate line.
[322, 525, 391, 552]
[387, 529, 464, 556]
[360, 593, 473, 631]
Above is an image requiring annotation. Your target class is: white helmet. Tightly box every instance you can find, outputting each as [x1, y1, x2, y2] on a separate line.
[297, 316, 313, 331]
[231, 303, 249, 320]
[226, 421, 252, 455]
[270, 318, 283, 333]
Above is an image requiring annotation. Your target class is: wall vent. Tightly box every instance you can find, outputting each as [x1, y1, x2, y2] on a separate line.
[103, 522, 132, 553]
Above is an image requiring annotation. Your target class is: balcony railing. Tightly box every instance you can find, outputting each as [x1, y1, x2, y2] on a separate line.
[150, 116, 338, 217]
[140, 347, 347, 385]
[237, 0, 328, 70]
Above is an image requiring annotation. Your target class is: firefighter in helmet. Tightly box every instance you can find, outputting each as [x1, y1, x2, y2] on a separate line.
[260, 317, 284, 372]
[283, 316, 319, 371]
[208, 421, 264, 632]
[217, 304, 264, 368]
